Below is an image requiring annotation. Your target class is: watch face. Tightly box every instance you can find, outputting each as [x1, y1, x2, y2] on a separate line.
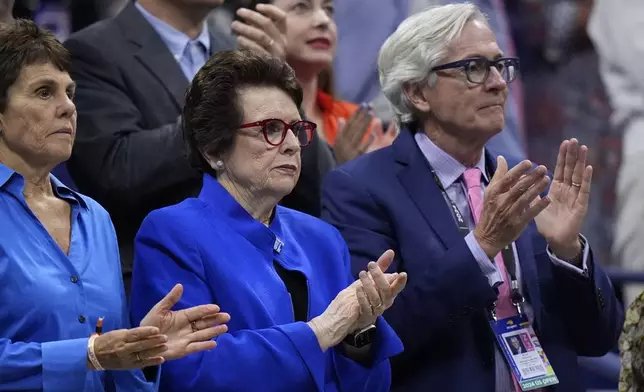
[355, 332, 371, 347]
[354, 325, 377, 348]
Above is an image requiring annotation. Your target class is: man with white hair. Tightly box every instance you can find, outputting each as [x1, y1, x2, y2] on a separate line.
[334, 0, 526, 161]
[322, 4, 622, 391]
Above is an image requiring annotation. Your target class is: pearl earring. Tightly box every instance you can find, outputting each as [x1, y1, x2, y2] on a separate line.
[214, 160, 224, 171]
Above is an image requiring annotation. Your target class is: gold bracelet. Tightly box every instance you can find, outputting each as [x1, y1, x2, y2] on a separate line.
[87, 334, 105, 371]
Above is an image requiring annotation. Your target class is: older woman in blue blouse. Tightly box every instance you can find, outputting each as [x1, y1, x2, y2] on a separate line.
[0, 20, 230, 392]
[129, 49, 408, 392]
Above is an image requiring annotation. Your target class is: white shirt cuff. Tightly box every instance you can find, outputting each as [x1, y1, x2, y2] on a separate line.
[465, 231, 504, 287]
[546, 234, 591, 277]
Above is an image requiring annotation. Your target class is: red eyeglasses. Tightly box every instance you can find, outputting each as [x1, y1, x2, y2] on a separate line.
[239, 118, 316, 147]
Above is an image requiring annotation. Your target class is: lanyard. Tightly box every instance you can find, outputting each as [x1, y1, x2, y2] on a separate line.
[430, 167, 524, 317]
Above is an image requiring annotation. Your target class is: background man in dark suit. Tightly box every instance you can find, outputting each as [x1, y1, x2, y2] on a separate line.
[321, 4, 623, 391]
[64, 0, 291, 293]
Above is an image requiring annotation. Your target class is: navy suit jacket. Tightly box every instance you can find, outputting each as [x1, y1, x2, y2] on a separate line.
[321, 128, 624, 392]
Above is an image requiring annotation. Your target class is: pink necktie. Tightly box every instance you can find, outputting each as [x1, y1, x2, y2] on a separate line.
[463, 168, 524, 391]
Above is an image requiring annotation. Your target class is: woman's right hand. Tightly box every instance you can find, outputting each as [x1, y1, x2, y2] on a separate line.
[307, 250, 407, 351]
[307, 280, 362, 352]
[89, 326, 168, 370]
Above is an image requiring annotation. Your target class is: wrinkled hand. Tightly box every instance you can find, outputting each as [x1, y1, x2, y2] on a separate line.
[91, 326, 167, 370]
[140, 284, 230, 361]
[366, 120, 398, 154]
[474, 157, 551, 258]
[534, 138, 591, 259]
[232, 4, 287, 59]
[354, 250, 407, 330]
[307, 250, 407, 351]
[334, 106, 373, 164]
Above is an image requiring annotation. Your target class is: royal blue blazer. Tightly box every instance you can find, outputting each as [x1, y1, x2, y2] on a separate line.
[129, 174, 404, 392]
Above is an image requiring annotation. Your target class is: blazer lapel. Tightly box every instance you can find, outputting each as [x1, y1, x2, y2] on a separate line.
[394, 129, 463, 248]
[116, 3, 189, 109]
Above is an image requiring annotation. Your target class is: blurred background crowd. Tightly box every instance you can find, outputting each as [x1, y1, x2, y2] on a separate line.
[17, 0, 626, 278]
[8, 0, 620, 267]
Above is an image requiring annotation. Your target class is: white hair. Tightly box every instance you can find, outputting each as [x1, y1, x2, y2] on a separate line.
[378, 3, 488, 126]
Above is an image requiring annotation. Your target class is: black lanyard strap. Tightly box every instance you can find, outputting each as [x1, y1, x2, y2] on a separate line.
[430, 166, 524, 313]
[431, 169, 470, 233]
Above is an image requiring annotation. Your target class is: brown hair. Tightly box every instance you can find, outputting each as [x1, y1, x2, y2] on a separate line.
[318, 67, 335, 97]
[0, 19, 71, 112]
[183, 49, 303, 177]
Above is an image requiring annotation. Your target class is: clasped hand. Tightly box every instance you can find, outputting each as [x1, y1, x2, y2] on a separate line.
[232, 4, 287, 60]
[89, 284, 230, 370]
[474, 138, 591, 261]
[308, 250, 407, 351]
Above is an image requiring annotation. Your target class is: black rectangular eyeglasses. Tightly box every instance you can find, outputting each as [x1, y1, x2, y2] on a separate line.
[431, 56, 520, 84]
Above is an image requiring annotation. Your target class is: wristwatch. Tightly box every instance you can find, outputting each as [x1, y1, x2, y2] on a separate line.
[343, 324, 377, 348]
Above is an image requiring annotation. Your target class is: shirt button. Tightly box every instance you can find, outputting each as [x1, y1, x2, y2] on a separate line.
[70, 275, 79, 283]
[78, 315, 86, 324]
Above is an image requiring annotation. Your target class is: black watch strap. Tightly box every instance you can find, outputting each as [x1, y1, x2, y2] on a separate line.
[343, 324, 376, 348]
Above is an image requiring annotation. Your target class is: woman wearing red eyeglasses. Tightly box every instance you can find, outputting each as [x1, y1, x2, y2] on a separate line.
[129, 49, 407, 392]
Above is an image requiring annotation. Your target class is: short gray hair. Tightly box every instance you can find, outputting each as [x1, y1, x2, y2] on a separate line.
[378, 3, 488, 125]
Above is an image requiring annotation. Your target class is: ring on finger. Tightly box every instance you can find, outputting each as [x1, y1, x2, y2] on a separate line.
[267, 38, 275, 47]
[572, 182, 581, 187]
[135, 352, 142, 362]
[190, 321, 198, 333]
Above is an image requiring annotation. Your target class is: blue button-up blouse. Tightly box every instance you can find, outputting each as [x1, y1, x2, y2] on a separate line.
[0, 163, 158, 391]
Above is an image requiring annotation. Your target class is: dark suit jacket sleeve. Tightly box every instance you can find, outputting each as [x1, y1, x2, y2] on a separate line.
[129, 211, 331, 391]
[65, 37, 199, 207]
[545, 244, 624, 355]
[321, 168, 498, 359]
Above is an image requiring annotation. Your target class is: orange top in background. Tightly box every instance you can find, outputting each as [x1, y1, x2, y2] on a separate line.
[317, 90, 371, 146]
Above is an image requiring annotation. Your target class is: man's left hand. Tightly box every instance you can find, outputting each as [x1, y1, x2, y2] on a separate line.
[534, 138, 592, 260]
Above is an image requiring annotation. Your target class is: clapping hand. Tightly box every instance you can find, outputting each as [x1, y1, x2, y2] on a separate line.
[307, 250, 407, 351]
[90, 284, 230, 370]
[354, 250, 407, 329]
[365, 120, 398, 154]
[90, 326, 168, 370]
[232, 4, 287, 60]
[140, 284, 230, 361]
[473, 157, 551, 258]
[533, 138, 591, 260]
[333, 106, 374, 164]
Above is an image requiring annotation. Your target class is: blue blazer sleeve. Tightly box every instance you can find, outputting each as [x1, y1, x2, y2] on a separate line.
[321, 168, 498, 362]
[129, 212, 329, 392]
[330, 233, 403, 392]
